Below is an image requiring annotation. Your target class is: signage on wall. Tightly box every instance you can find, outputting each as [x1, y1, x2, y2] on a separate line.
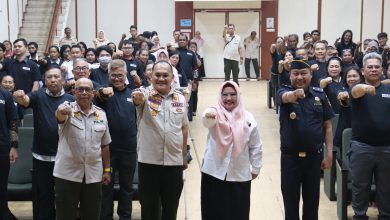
[180, 19, 192, 27]
[266, 17, 275, 32]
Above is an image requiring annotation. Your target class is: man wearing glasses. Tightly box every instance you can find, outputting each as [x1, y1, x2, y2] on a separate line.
[349, 52, 390, 220]
[95, 59, 138, 220]
[54, 77, 112, 220]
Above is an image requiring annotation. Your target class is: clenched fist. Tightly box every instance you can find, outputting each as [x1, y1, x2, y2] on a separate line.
[132, 90, 145, 105]
[294, 88, 306, 99]
[57, 102, 73, 116]
[102, 87, 114, 97]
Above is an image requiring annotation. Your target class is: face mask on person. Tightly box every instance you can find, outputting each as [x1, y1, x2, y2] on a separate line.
[98, 56, 112, 65]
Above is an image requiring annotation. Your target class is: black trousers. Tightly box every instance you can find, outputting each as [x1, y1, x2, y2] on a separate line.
[224, 58, 240, 85]
[32, 158, 55, 220]
[244, 58, 260, 78]
[101, 152, 137, 220]
[201, 173, 251, 220]
[190, 91, 198, 113]
[138, 163, 183, 220]
[281, 152, 323, 220]
[0, 154, 10, 220]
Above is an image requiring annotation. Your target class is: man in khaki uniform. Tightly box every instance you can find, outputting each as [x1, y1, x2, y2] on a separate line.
[132, 60, 189, 220]
[54, 78, 111, 220]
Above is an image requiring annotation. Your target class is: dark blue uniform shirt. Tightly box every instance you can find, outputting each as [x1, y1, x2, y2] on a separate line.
[0, 88, 18, 155]
[324, 79, 343, 114]
[1, 58, 41, 93]
[278, 85, 334, 152]
[309, 60, 327, 87]
[177, 47, 198, 81]
[91, 67, 109, 86]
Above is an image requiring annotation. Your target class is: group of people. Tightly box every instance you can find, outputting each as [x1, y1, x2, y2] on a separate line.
[0, 25, 213, 220]
[271, 29, 390, 220]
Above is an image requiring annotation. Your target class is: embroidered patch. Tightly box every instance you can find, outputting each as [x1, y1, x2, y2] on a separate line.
[314, 97, 322, 106]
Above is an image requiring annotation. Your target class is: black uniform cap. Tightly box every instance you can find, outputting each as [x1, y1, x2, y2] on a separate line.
[290, 56, 310, 70]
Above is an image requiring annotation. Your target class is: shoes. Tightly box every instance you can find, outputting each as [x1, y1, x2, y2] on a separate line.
[187, 145, 193, 163]
[257, 77, 261, 81]
[246, 77, 251, 81]
[192, 112, 197, 116]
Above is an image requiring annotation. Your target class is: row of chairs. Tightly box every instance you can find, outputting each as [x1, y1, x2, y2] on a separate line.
[323, 115, 376, 220]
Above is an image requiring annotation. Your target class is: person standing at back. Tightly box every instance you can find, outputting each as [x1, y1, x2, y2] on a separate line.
[223, 24, 243, 85]
[244, 31, 260, 81]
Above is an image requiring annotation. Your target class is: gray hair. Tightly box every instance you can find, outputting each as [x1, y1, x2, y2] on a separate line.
[73, 58, 90, 69]
[108, 59, 127, 73]
[363, 52, 382, 67]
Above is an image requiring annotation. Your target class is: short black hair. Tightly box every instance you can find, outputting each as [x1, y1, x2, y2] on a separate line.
[130, 25, 137, 30]
[311, 29, 320, 35]
[28, 42, 38, 49]
[153, 60, 173, 74]
[71, 44, 82, 51]
[60, 44, 71, 59]
[378, 32, 388, 39]
[122, 40, 134, 47]
[96, 45, 113, 56]
[48, 45, 60, 53]
[13, 38, 28, 47]
[85, 48, 97, 57]
[45, 65, 65, 79]
[0, 43, 5, 52]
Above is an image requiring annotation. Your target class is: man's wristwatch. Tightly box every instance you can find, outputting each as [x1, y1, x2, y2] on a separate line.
[103, 167, 112, 173]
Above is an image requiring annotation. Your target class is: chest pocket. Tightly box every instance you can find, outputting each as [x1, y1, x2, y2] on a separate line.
[170, 108, 184, 125]
[93, 124, 106, 139]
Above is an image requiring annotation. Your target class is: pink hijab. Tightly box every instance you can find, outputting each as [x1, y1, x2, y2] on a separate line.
[214, 81, 249, 159]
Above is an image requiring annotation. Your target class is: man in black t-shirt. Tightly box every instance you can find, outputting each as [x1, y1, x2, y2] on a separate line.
[13, 66, 74, 219]
[95, 59, 137, 220]
[0, 38, 41, 93]
[0, 87, 18, 220]
[349, 52, 390, 220]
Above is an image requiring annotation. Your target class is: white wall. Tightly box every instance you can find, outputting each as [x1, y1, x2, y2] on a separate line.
[384, 0, 390, 34]
[0, 0, 26, 41]
[137, 0, 175, 46]
[278, 0, 318, 43]
[362, 0, 382, 41]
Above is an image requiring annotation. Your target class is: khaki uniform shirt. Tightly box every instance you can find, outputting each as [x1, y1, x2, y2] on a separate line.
[59, 37, 78, 46]
[223, 34, 242, 61]
[244, 36, 260, 59]
[53, 102, 111, 184]
[136, 87, 189, 166]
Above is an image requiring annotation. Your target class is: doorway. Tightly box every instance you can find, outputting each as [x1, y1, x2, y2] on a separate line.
[194, 10, 261, 78]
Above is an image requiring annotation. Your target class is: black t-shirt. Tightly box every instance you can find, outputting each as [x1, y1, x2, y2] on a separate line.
[28, 88, 75, 156]
[324, 79, 343, 114]
[176, 66, 188, 87]
[2, 58, 41, 93]
[278, 86, 334, 152]
[350, 83, 390, 146]
[310, 60, 327, 87]
[279, 68, 290, 86]
[334, 87, 351, 147]
[336, 42, 357, 57]
[0, 88, 18, 155]
[123, 59, 146, 89]
[271, 50, 283, 74]
[177, 47, 198, 81]
[91, 67, 109, 86]
[95, 86, 137, 153]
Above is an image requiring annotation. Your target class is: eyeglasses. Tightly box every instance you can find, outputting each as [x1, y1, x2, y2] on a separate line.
[74, 87, 93, 93]
[366, 65, 381, 70]
[110, 73, 125, 79]
[74, 66, 89, 72]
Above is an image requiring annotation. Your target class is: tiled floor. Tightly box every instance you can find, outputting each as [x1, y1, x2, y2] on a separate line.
[8, 80, 379, 220]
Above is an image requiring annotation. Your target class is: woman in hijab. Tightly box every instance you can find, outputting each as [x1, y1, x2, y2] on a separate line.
[93, 30, 110, 48]
[155, 49, 180, 89]
[201, 81, 263, 220]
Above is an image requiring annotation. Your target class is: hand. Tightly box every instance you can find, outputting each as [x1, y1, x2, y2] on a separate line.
[311, 64, 319, 71]
[294, 88, 305, 99]
[205, 111, 217, 119]
[251, 173, 258, 180]
[57, 102, 72, 116]
[283, 36, 288, 43]
[121, 33, 126, 39]
[321, 154, 333, 170]
[278, 60, 284, 65]
[102, 87, 114, 97]
[132, 90, 145, 105]
[115, 50, 123, 58]
[102, 172, 111, 185]
[224, 25, 228, 29]
[271, 44, 276, 50]
[335, 37, 341, 42]
[60, 65, 68, 73]
[364, 85, 376, 96]
[338, 91, 349, 101]
[324, 77, 333, 85]
[9, 147, 18, 164]
[65, 79, 75, 88]
[356, 41, 362, 47]
[13, 90, 26, 101]
[384, 45, 390, 52]
[382, 79, 390, 85]
[130, 70, 137, 77]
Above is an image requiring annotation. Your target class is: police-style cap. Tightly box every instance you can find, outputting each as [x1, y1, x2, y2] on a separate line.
[290, 56, 310, 70]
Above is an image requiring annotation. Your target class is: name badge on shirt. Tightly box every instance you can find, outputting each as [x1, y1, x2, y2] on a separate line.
[382, 94, 390, 98]
[127, 98, 132, 102]
[0, 100, 5, 104]
[130, 64, 137, 67]
[172, 102, 183, 108]
[186, 52, 193, 56]
[22, 67, 31, 71]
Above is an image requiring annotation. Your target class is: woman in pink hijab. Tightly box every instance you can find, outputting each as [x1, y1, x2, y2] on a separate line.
[201, 81, 263, 220]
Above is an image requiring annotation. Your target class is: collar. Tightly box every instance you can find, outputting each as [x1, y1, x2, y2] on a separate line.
[73, 102, 97, 117]
[13, 56, 28, 63]
[45, 88, 65, 97]
[50, 59, 61, 64]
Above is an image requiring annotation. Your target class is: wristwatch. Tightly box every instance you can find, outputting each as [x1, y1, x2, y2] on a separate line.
[103, 167, 112, 173]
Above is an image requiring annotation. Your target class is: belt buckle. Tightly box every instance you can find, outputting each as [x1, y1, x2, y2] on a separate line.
[298, 152, 306, 158]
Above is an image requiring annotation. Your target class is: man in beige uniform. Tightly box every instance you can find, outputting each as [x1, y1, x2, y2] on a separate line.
[132, 60, 189, 220]
[54, 78, 111, 220]
[223, 24, 244, 85]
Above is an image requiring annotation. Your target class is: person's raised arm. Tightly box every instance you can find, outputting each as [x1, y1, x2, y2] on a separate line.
[351, 84, 376, 99]
[321, 119, 333, 170]
[13, 90, 30, 107]
[281, 88, 305, 104]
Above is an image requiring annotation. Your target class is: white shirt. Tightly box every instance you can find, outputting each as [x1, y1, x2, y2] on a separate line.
[244, 36, 260, 59]
[223, 34, 242, 61]
[201, 108, 263, 182]
[61, 60, 74, 80]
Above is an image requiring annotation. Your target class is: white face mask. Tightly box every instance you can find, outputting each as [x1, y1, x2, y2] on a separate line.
[98, 56, 112, 65]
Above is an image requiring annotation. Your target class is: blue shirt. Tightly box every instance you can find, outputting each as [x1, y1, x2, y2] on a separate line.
[278, 85, 334, 152]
